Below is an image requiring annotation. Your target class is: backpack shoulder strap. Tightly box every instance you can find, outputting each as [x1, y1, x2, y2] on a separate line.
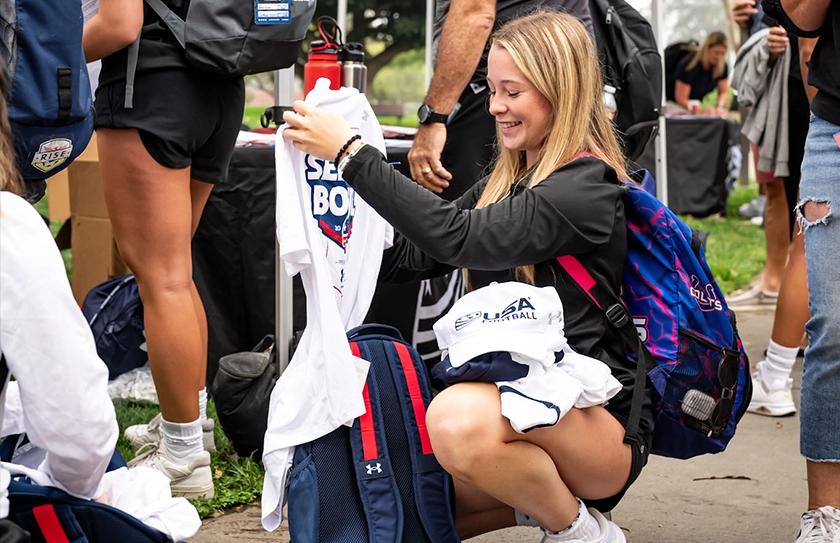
[555, 255, 650, 448]
[385, 340, 459, 543]
[348, 341, 404, 543]
[124, 0, 185, 109]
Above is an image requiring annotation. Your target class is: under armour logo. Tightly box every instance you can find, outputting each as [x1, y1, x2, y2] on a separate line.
[365, 463, 382, 475]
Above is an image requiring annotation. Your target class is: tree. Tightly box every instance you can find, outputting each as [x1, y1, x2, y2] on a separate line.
[313, 1, 426, 84]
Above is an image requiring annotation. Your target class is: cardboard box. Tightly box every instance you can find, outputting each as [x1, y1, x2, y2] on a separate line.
[64, 134, 129, 303]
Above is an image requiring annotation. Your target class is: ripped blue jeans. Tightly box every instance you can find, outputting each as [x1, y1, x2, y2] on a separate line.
[799, 113, 840, 461]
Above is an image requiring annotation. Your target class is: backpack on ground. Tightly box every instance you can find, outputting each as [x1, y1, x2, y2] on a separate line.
[557, 166, 751, 460]
[81, 275, 147, 381]
[664, 40, 699, 101]
[288, 324, 459, 543]
[0, 437, 172, 543]
[589, 0, 662, 161]
[0, 0, 94, 183]
[139, 0, 316, 77]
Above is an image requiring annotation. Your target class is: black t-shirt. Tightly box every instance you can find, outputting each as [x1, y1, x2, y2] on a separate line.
[764, 0, 840, 126]
[98, 0, 189, 88]
[344, 146, 656, 446]
[674, 58, 729, 101]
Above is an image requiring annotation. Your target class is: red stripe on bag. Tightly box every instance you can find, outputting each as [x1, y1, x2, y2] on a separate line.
[392, 341, 434, 455]
[350, 342, 378, 461]
[32, 505, 70, 543]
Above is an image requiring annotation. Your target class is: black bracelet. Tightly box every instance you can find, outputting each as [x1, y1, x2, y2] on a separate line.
[335, 134, 362, 166]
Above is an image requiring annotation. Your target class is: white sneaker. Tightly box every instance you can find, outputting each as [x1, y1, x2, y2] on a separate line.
[747, 373, 796, 417]
[127, 442, 215, 499]
[540, 508, 627, 542]
[795, 506, 840, 542]
[124, 413, 216, 452]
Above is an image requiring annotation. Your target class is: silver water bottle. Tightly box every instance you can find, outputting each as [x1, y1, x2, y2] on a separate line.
[340, 42, 367, 93]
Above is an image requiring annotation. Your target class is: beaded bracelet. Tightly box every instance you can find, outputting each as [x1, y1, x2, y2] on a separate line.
[334, 134, 362, 166]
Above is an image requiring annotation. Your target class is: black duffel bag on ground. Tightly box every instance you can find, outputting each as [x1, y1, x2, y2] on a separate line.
[211, 335, 277, 459]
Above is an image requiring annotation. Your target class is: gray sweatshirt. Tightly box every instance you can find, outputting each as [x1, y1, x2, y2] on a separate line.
[732, 28, 791, 178]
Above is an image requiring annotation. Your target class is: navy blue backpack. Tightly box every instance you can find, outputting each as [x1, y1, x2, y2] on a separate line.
[288, 324, 459, 543]
[81, 276, 147, 381]
[1, 0, 94, 181]
[557, 162, 751, 459]
[0, 436, 172, 543]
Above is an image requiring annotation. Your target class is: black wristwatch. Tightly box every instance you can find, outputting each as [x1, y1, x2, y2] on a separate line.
[417, 103, 449, 125]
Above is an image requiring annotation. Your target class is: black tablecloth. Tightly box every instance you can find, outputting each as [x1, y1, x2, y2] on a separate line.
[636, 116, 739, 217]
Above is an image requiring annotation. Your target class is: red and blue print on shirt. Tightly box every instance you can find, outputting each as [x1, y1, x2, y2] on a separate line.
[559, 168, 751, 460]
[304, 154, 355, 249]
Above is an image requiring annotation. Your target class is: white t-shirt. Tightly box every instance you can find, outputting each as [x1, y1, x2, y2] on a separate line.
[0, 192, 118, 516]
[261, 79, 392, 531]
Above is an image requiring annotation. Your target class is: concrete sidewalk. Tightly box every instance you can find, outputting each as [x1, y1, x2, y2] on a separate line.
[196, 306, 806, 542]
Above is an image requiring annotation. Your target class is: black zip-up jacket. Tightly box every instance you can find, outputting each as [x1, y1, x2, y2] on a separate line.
[343, 145, 655, 446]
[764, 0, 840, 125]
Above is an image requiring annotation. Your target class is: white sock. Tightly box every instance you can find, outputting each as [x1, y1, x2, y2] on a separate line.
[515, 509, 541, 527]
[543, 500, 599, 541]
[198, 388, 208, 422]
[759, 339, 798, 391]
[160, 417, 204, 461]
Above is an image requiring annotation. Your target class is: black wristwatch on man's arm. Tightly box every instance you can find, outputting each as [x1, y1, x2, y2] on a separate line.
[417, 103, 449, 125]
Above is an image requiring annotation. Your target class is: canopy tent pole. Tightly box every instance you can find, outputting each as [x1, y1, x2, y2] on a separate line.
[337, 0, 348, 37]
[274, 67, 295, 375]
[651, 0, 668, 205]
[424, 0, 433, 89]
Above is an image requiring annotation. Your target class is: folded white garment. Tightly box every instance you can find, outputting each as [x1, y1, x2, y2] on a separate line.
[496, 349, 622, 433]
[101, 467, 201, 542]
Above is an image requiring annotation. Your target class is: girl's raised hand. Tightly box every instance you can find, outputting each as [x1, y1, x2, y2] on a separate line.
[282, 100, 355, 161]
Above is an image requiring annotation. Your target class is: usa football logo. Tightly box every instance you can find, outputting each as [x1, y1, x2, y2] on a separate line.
[304, 154, 356, 249]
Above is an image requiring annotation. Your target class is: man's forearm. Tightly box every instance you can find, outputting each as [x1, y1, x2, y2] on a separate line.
[781, 0, 831, 32]
[424, 2, 496, 113]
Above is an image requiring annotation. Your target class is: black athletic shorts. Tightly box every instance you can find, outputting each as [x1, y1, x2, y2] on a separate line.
[94, 69, 245, 184]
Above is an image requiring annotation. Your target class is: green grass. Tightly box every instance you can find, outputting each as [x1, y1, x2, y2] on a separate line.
[682, 185, 764, 294]
[115, 401, 264, 518]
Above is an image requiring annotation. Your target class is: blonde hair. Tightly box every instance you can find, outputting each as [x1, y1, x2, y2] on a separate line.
[0, 68, 22, 195]
[473, 10, 628, 285]
[687, 31, 728, 79]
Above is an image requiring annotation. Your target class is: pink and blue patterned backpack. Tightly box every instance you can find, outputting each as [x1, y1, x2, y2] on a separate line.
[558, 168, 752, 460]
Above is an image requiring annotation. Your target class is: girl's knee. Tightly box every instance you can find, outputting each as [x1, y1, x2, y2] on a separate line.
[427, 386, 503, 478]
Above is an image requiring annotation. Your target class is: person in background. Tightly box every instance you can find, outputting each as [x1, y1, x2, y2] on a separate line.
[762, 0, 840, 540]
[729, 0, 817, 420]
[407, 0, 591, 200]
[672, 31, 731, 115]
[283, 11, 653, 543]
[83, 0, 244, 498]
[0, 64, 118, 520]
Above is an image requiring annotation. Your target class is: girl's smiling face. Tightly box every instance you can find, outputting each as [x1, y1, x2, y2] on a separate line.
[486, 43, 553, 168]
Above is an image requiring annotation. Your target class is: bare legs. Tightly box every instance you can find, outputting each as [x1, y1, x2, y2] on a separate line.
[427, 382, 632, 537]
[97, 128, 210, 422]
